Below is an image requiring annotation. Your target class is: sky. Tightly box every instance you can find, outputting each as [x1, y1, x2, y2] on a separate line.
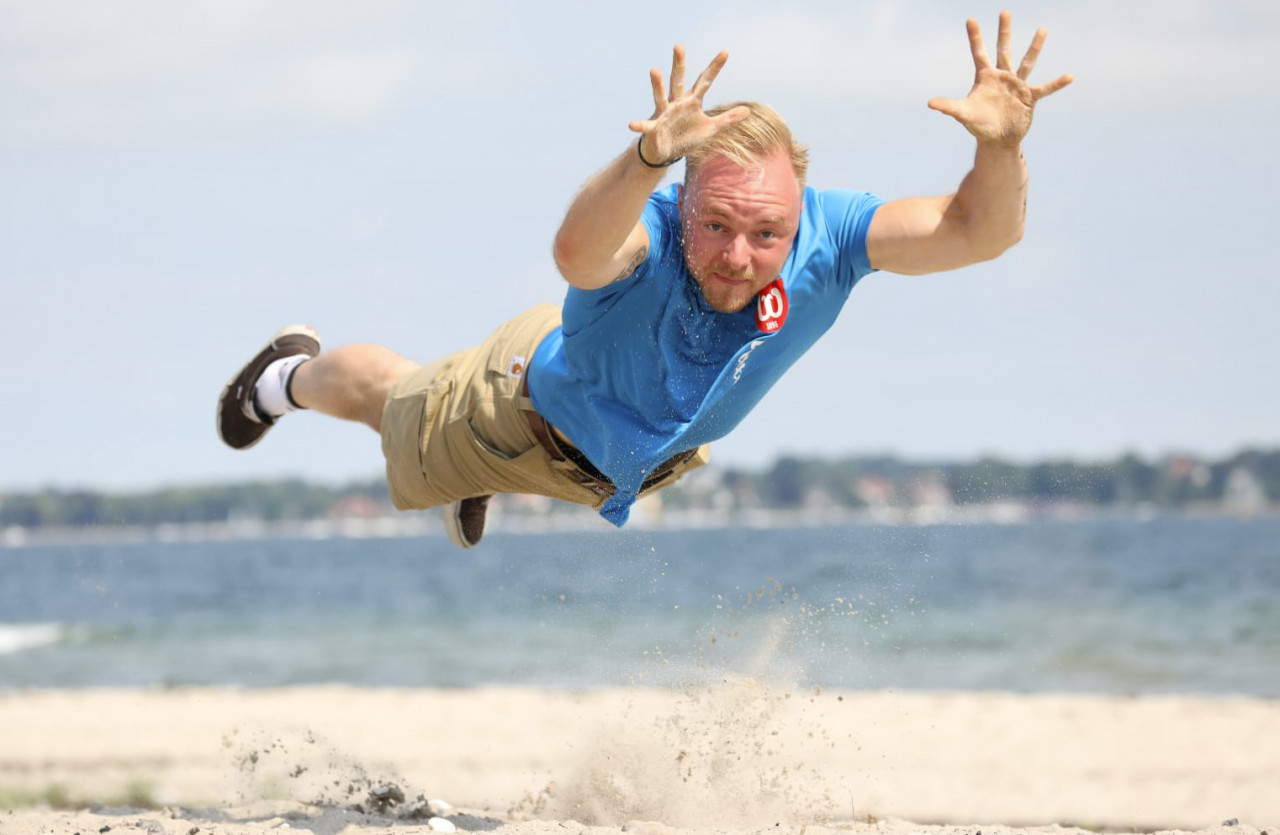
[2, 0, 1279, 492]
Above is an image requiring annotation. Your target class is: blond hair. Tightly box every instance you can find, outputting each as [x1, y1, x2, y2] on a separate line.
[685, 101, 809, 189]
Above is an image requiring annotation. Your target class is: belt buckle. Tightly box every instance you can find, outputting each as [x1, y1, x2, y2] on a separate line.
[581, 477, 613, 498]
[572, 470, 612, 498]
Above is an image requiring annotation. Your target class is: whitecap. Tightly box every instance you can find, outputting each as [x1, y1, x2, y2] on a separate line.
[0, 622, 65, 655]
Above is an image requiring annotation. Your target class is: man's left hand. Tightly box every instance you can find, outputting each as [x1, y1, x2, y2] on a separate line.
[928, 10, 1073, 148]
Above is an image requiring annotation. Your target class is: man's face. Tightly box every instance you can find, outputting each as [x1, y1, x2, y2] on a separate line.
[680, 149, 802, 314]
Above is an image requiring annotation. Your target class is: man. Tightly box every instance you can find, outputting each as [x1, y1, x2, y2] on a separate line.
[218, 12, 1071, 548]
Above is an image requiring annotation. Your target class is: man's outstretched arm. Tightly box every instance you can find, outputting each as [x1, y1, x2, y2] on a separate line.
[552, 46, 748, 290]
[866, 11, 1073, 276]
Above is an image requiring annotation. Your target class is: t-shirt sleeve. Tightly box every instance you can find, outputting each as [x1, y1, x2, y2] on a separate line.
[814, 189, 884, 292]
[560, 188, 679, 336]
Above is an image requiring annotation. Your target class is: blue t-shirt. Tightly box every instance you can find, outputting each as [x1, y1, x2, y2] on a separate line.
[529, 183, 883, 525]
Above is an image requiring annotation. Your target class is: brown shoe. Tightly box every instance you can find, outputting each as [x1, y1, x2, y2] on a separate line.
[444, 496, 490, 549]
[217, 325, 320, 450]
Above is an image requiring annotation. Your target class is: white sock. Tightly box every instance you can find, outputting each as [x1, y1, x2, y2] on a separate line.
[254, 354, 310, 419]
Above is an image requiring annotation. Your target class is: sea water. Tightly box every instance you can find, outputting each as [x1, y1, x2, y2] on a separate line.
[2, 516, 1278, 695]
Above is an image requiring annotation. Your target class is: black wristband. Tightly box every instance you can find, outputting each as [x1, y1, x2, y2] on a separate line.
[636, 136, 681, 169]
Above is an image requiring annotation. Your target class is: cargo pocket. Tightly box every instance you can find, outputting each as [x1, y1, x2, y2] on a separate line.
[382, 373, 454, 510]
[460, 417, 549, 496]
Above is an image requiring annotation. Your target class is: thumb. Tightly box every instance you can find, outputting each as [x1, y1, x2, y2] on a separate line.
[713, 104, 751, 126]
[927, 96, 966, 120]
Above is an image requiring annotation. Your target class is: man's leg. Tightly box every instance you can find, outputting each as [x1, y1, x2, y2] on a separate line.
[218, 326, 418, 449]
[218, 327, 489, 549]
[288, 344, 418, 433]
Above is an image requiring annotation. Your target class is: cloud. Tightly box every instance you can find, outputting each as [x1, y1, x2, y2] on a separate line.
[0, 0, 508, 144]
[2, 1, 405, 85]
[691, 0, 1280, 111]
[691, 1, 955, 104]
[4, 0, 1277, 150]
[237, 50, 418, 122]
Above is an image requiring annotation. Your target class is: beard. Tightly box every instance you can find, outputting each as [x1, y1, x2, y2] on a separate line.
[689, 261, 761, 314]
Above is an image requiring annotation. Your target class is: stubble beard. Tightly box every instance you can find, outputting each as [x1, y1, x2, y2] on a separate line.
[689, 261, 760, 314]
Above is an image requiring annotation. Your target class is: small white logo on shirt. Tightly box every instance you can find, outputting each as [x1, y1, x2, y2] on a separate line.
[733, 339, 764, 383]
[507, 355, 527, 378]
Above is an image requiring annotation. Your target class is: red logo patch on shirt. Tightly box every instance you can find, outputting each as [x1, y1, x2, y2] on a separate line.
[756, 278, 788, 333]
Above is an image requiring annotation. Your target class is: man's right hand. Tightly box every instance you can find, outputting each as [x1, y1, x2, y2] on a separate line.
[553, 46, 744, 291]
[628, 45, 749, 167]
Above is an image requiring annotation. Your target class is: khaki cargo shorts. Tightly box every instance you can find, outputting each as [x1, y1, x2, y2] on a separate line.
[380, 303, 709, 512]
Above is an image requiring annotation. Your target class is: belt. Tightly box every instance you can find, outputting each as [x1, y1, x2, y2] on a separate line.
[519, 375, 698, 497]
[520, 374, 614, 496]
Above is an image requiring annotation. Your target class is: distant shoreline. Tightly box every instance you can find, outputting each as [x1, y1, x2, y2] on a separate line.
[5, 448, 1277, 539]
[4, 501, 1275, 549]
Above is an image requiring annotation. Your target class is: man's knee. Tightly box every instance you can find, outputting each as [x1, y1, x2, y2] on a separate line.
[366, 358, 419, 431]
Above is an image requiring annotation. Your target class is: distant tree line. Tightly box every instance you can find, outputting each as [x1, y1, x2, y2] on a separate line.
[2, 449, 1277, 529]
[711, 448, 1280, 510]
[0, 477, 390, 529]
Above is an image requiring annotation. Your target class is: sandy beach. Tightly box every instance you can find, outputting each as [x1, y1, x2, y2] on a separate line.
[1, 684, 1277, 835]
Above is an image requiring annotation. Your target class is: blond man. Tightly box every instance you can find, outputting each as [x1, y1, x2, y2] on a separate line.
[218, 13, 1071, 548]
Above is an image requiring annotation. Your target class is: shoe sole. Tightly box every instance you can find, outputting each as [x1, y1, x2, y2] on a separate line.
[444, 501, 476, 549]
[444, 496, 490, 549]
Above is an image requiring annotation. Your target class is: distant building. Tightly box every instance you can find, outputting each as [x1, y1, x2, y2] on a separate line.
[854, 475, 896, 508]
[1165, 455, 1211, 489]
[1224, 466, 1267, 517]
[910, 470, 953, 509]
[909, 470, 953, 524]
[328, 494, 384, 520]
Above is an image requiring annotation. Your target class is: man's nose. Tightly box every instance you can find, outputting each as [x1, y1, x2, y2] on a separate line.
[723, 235, 751, 269]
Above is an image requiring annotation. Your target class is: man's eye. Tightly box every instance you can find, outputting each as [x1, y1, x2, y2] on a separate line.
[706, 223, 724, 233]
[759, 230, 776, 239]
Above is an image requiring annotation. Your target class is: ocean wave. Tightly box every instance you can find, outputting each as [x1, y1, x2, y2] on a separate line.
[0, 622, 65, 655]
